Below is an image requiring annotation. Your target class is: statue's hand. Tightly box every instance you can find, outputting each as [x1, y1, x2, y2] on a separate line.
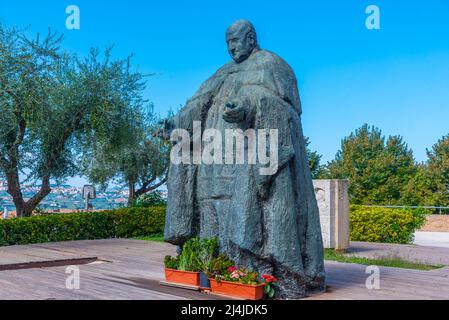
[223, 101, 246, 123]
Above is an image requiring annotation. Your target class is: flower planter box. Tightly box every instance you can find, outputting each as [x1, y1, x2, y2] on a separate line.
[199, 272, 211, 290]
[164, 268, 200, 286]
[209, 279, 265, 300]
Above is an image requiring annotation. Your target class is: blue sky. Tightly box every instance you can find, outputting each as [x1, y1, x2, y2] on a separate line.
[1, 0, 449, 186]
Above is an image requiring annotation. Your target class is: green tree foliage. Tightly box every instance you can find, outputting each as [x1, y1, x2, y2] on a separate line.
[133, 190, 167, 207]
[423, 135, 449, 206]
[323, 124, 417, 205]
[305, 137, 324, 179]
[378, 135, 449, 208]
[82, 104, 170, 206]
[400, 164, 435, 206]
[0, 24, 145, 216]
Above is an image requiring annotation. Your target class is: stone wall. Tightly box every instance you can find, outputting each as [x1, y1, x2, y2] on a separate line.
[313, 180, 350, 250]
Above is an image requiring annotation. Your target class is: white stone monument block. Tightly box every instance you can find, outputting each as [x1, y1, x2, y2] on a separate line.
[313, 179, 350, 250]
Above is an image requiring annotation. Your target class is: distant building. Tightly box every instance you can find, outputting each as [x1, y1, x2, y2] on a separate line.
[0, 182, 130, 211]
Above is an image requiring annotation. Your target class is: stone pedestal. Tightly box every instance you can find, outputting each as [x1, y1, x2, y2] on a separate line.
[313, 180, 350, 250]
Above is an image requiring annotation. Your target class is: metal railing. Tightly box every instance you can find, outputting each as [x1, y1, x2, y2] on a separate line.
[363, 205, 449, 215]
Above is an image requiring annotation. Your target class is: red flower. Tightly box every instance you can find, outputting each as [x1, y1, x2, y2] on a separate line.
[228, 266, 238, 273]
[262, 274, 278, 283]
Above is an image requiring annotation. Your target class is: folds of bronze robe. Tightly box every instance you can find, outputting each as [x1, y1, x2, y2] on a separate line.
[164, 50, 325, 298]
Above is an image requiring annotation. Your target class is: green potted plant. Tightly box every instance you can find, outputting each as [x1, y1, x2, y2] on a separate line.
[197, 238, 218, 290]
[164, 238, 202, 286]
[163, 238, 278, 298]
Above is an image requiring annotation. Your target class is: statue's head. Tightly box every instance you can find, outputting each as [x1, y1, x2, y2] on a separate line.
[226, 20, 259, 63]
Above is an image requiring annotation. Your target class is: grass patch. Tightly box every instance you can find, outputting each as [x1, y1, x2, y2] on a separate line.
[134, 233, 165, 242]
[324, 249, 444, 271]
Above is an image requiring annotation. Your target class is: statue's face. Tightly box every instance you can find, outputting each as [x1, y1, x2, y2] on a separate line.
[226, 28, 256, 63]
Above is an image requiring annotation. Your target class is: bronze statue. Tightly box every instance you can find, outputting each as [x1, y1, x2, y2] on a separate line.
[164, 20, 325, 298]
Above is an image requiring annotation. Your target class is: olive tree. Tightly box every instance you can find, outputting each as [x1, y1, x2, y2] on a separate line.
[82, 105, 170, 206]
[0, 24, 145, 217]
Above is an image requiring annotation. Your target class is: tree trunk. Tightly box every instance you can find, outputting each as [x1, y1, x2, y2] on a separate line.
[128, 181, 135, 206]
[127, 175, 168, 207]
[134, 177, 168, 200]
[23, 176, 52, 217]
[6, 173, 52, 218]
[6, 169, 25, 218]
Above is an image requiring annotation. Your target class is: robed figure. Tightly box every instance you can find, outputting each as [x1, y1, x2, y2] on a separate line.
[164, 20, 325, 298]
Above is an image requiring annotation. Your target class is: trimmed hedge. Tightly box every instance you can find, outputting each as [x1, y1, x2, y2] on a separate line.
[0, 204, 428, 246]
[350, 205, 427, 244]
[0, 206, 166, 247]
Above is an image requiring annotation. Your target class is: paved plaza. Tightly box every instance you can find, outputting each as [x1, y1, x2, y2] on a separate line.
[414, 231, 449, 248]
[1, 239, 449, 300]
